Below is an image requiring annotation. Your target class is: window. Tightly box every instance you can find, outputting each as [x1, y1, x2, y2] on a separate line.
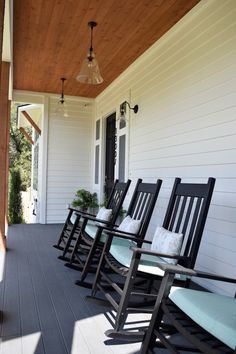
[118, 135, 126, 182]
[95, 145, 99, 184]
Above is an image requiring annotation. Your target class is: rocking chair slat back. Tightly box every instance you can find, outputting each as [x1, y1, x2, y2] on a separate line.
[106, 179, 131, 225]
[126, 179, 163, 239]
[163, 177, 215, 268]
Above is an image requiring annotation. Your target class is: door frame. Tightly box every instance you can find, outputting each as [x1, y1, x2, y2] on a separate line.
[94, 100, 130, 204]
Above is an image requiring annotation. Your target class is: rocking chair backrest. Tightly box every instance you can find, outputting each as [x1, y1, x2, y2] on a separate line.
[126, 178, 163, 239]
[106, 179, 131, 225]
[162, 177, 215, 268]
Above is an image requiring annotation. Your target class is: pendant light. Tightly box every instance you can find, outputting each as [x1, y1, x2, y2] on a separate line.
[56, 77, 68, 117]
[76, 21, 103, 85]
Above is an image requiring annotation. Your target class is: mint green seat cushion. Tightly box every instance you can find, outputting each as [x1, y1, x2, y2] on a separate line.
[169, 287, 236, 350]
[109, 238, 174, 277]
[85, 223, 108, 243]
[109, 237, 137, 267]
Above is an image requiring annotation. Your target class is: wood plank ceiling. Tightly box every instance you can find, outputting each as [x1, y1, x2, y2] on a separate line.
[13, 0, 200, 99]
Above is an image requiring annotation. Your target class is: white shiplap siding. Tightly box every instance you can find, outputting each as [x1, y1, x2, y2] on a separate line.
[47, 96, 94, 223]
[95, 0, 236, 295]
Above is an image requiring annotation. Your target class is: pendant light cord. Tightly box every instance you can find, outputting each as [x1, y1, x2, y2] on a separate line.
[90, 25, 93, 52]
[60, 78, 66, 104]
[88, 21, 97, 60]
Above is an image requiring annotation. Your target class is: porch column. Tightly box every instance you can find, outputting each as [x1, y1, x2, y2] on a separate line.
[0, 1, 4, 70]
[0, 61, 10, 251]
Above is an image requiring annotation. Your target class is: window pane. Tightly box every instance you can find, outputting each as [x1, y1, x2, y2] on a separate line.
[118, 135, 126, 182]
[119, 119, 126, 129]
[95, 145, 99, 184]
[96, 120, 100, 140]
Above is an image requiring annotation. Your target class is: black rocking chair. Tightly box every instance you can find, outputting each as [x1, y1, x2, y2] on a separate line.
[53, 179, 131, 259]
[66, 178, 163, 288]
[89, 177, 215, 341]
[140, 265, 236, 354]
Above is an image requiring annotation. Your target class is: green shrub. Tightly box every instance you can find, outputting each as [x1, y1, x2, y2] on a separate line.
[8, 168, 24, 224]
[72, 189, 98, 211]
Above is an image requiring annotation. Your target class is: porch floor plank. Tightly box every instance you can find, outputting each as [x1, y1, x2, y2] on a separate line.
[0, 224, 156, 354]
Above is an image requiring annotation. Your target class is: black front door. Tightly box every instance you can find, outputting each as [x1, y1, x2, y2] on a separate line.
[105, 113, 116, 198]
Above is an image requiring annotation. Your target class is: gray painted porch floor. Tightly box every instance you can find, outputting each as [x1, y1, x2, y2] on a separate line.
[0, 224, 167, 354]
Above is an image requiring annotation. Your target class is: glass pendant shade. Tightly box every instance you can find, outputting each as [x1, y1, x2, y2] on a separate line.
[76, 21, 103, 85]
[56, 100, 68, 118]
[77, 51, 103, 85]
[119, 112, 127, 129]
[119, 110, 126, 123]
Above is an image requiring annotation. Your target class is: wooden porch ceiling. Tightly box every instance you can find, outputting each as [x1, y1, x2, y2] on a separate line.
[13, 0, 200, 99]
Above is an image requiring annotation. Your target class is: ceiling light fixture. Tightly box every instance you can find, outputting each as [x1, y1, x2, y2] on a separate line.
[59, 77, 66, 104]
[56, 77, 68, 117]
[76, 21, 103, 85]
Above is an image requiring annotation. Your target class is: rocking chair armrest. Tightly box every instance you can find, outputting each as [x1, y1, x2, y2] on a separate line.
[104, 230, 152, 243]
[74, 213, 111, 225]
[94, 218, 112, 225]
[190, 270, 236, 284]
[160, 266, 236, 284]
[68, 206, 75, 211]
[157, 263, 197, 277]
[68, 206, 96, 217]
[132, 247, 189, 262]
[130, 253, 236, 284]
[76, 210, 96, 217]
[68, 206, 83, 213]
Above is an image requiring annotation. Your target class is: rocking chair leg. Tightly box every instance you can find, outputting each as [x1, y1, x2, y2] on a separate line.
[54, 209, 73, 248]
[68, 226, 84, 265]
[91, 246, 107, 296]
[105, 253, 141, 338]
[61, 215, 81, 257]
[61, 229, 76, 258]
[140, 272, 174, 354]
[80, 235, 101, 282]
[57, 229, 78, 258]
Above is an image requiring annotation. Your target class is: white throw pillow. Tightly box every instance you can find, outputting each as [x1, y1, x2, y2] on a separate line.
[151, 226, 183, 265]
[117, 215, 141, 234]
[96, 207, 112, 225]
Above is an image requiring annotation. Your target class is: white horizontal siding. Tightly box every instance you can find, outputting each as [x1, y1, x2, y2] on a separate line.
[95, 0, 236, 295]
[46, 96, 94, 223]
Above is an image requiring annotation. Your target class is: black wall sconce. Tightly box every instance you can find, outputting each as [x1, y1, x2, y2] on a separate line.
[119, 101, 139, 123]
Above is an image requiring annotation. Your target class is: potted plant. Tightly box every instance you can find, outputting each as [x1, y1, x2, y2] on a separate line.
[72, 189, 98, 213]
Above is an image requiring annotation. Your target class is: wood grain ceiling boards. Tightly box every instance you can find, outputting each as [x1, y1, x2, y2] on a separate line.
[13, 0, 200, 98]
